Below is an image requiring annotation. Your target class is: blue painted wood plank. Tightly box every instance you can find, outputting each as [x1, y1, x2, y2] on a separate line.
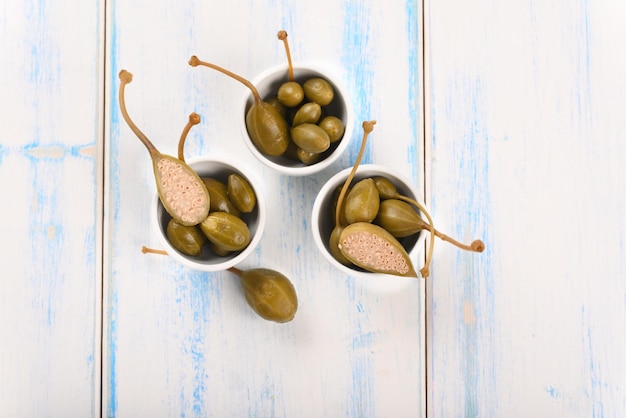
[427, 0, 626, 416]
[104, 0, 425, 416]
[0, 0, 104, 416]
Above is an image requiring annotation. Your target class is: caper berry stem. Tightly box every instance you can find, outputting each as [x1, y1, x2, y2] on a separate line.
[394, 194, 435, 277]
[189, 56, 262, 102]
[277, 30, 295, 82]
[227, 266, 243, 276]
[177, 112, 201, 162]
[393, 194, 484, 253]
[394, 194, 484, 277]
[118, 70, 160, 159]
[334, 121, 376, 228]
[141, 246, 168, 256]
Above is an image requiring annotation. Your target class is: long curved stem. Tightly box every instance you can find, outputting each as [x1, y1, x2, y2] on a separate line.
[334, 121, 376, 228]
[396, 195, 435, 277]
[177, 112, 201, 162]
[189, 56, 262, 102]
[277, 30, 295, 82]
[432, 230, 484, 252]
[118, 70, 160, 158]
[397, 195, 485, 253]
[227, 266, 243, 276]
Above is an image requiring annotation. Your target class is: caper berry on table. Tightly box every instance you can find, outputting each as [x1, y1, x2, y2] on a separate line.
[228, 266, 298, 323]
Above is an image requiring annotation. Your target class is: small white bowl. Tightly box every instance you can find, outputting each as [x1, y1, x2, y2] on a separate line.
[241, 63, 354, 176]
[152, 156, 266, 272]
[311, 164, 427, 281]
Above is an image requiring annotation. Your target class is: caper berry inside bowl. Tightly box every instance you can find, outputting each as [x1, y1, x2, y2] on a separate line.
[152, 156, 266, 272]
[241, 63, 354, 176]
[311, 164, 427, 280]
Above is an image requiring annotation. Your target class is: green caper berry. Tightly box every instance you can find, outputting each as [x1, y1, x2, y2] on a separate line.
[318, 115, 345, 143]
[202, 177, 241, 217]
[277, 81, 304, 107]
[290, 123, 330, 154]
[200, 212, 251, 252]
[292, 102, 322, 126]
[227, 173, 256, 213]
[296, 147, 322, 165]
[166, 219, 206, 256]
[343, 178, 380, 224]
[231, 267, 298, 323]
[303, 77, 334, 106]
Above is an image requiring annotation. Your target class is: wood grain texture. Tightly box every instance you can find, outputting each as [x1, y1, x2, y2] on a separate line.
[10, 0, 622, 416]
[104, 0, 424, 417]
[426, 0, 626, 416]
[0, 0, 104, 416]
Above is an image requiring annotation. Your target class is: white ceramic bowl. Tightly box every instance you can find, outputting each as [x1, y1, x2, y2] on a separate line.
[311, 164, 427, 281]
[241, 63, 354, 176]
[152, 156, 266, 272]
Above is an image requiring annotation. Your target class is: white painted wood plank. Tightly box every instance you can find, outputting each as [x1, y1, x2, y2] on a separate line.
[104, 0, 424, 416]
[426, 0, 626, 416]
[0, 0, 104, 416]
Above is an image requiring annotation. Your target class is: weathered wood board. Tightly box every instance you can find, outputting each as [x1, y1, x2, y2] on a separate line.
[0, 0, 104, 416]
[103, 0, 425, 416]
[426, 0, 626, 416]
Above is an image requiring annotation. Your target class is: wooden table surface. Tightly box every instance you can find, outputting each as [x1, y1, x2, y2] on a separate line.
[2, 0, 625, 417]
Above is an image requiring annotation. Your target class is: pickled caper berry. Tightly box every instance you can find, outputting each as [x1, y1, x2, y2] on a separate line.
[343, 178, 380, 224]
[202, 177, 241, 217]
[318, 115, 345, 143]
[290, 123, 330, 154]
[277, 81, 304, 107]
[374, 198, 428, 237]
[372, 176, 399, 199]
[166, 219, 206, 256]
[227, 173, 256, 213]
[296, 147, 322, 165]
[200, 212, 251, 252]
[303, 77, 334, 106]
[229, 266, 298, 323]
[338, 222, 417, 278]
[209, 241, 232, 257]
[292, 102, 322, 126]
[275, 30, 304, 108]
[266, 96, 288, 119]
